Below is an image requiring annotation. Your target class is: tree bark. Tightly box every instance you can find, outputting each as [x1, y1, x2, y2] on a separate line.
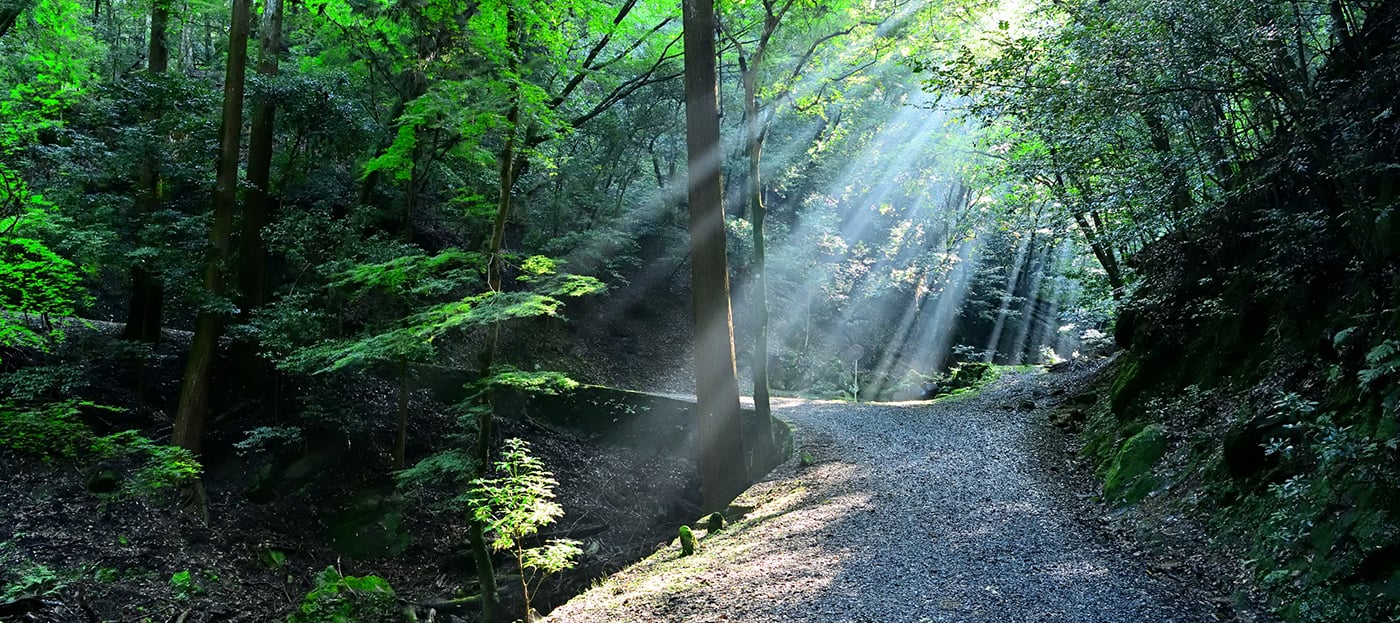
[742, 61, 775, 466]
[394, 355, 409, 471]
[684, 0, 748, 513]
[465, 9, 523, 622]
[233, 0, 282, 390]
[173, 0, 251, 462]
[1073, 212, 1125, 298]
[122, 0, 170, 344]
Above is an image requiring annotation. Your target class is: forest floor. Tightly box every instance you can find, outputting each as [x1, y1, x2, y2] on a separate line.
[546, 362, 1270, 623]
[0, 320, 704, 622]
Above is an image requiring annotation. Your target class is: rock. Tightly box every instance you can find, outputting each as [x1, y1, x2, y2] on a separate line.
[1104, 425, 1168, 504]
[1115, 307, 1137, 349]
[327, 492, 411, 559]
[86, 467, 121, 494]
[1049, 409, 1087, 429]
[1222, 414, 1296, 483]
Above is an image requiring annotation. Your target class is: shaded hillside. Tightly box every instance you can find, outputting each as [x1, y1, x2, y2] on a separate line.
[1079, 4, 1400, 620]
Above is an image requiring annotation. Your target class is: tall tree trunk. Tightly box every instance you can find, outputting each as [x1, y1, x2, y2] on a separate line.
[123, 0, 170, 344]
[234, 0, 282, 391]
[173, 0, 250, 466]
[742, 62, 775, 466]
[1073, 212, 1125, 298]
[464, 10, 523, 622]
[684, 0, 748, 513]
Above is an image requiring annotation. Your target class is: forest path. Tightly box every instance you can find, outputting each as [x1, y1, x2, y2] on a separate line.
[546, 367, 1228, 623]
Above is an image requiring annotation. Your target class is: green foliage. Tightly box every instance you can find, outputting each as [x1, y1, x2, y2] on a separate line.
[0, 364, 88, 401]
[488, 366, 579, 395]
[0, 237, 84, 360]
[934, 362, 995, 398]
[287, 567, 399, 623]
[233, 426, 304, 456]
[1360, 340, 1400, 389]
[278, 250, 603, 377]
[677, 525, 695, 556]
[469, 438, 581, 618]
[260, 548, 287, 569]
[0, 400, 99, 460]
[396, 449, 479, 508]
[0, 563, 59, 601]
[169, 569, 205, 599]
[0, 401, 201, 498]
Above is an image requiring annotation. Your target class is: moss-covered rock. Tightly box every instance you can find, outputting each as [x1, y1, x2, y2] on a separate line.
[1103, 424, 1168, 504]
[678, 525, 696, 556]
[327, 492, 410, 559]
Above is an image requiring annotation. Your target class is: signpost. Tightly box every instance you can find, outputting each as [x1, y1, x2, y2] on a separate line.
[845, 344, 865, 403]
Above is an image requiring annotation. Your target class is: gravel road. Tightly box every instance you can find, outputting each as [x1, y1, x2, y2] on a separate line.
[545, 370, 1225, 623]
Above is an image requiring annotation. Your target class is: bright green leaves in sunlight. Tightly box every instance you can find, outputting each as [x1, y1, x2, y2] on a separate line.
[487, 366, 580, 395]
[0, 236, 84, 357]
[468, 438, 581, 620]
[280, 249, 603, 376]
[0, 0, 99, 145]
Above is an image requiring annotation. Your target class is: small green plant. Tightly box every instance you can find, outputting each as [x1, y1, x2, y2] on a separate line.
[287, 567, 398, 623]
[469, 438, 582, 621]
[1, 563, 59, 601]
[170, 569, 204, 599]
[259, 548, 287, 569]
[799, 450, 815, 467]
[678, 525, 696, 556]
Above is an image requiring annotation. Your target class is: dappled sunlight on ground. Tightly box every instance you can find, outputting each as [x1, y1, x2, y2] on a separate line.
[550, 376, 1220, 623]
[544, 460, 873, 622]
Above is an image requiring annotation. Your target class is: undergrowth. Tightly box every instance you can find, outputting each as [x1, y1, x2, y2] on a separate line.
[0, 400, 201, 499]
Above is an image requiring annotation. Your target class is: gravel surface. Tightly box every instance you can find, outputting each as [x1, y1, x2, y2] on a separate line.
[545, 369, 1226, 623]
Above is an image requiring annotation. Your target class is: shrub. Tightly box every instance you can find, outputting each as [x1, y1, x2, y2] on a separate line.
[287, 567, 399, 623]
[469, 438, 582, 621]
[0, 400, 201, 498]
[0, 563, 59, 601]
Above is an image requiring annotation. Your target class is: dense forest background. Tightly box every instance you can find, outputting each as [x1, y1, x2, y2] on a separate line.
[2, 0, 1398, 621]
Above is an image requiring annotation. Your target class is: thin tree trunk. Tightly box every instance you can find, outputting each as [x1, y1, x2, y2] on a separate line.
[234, 0, 282, 390]
[123, 0, 170, 344]
[1073, 212, 1124, 298]
[742, 63, 775, 466]
[684, 0, 748, 513]
[173, 0, 251, 467]
[466, 9, 522, 622]
[394, 355, 409, 471]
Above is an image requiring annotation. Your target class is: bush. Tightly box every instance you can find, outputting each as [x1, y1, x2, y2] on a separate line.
[470, 438, 582, 620]
[288, 567, 399, 623]
[0, 400, 201, 497]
